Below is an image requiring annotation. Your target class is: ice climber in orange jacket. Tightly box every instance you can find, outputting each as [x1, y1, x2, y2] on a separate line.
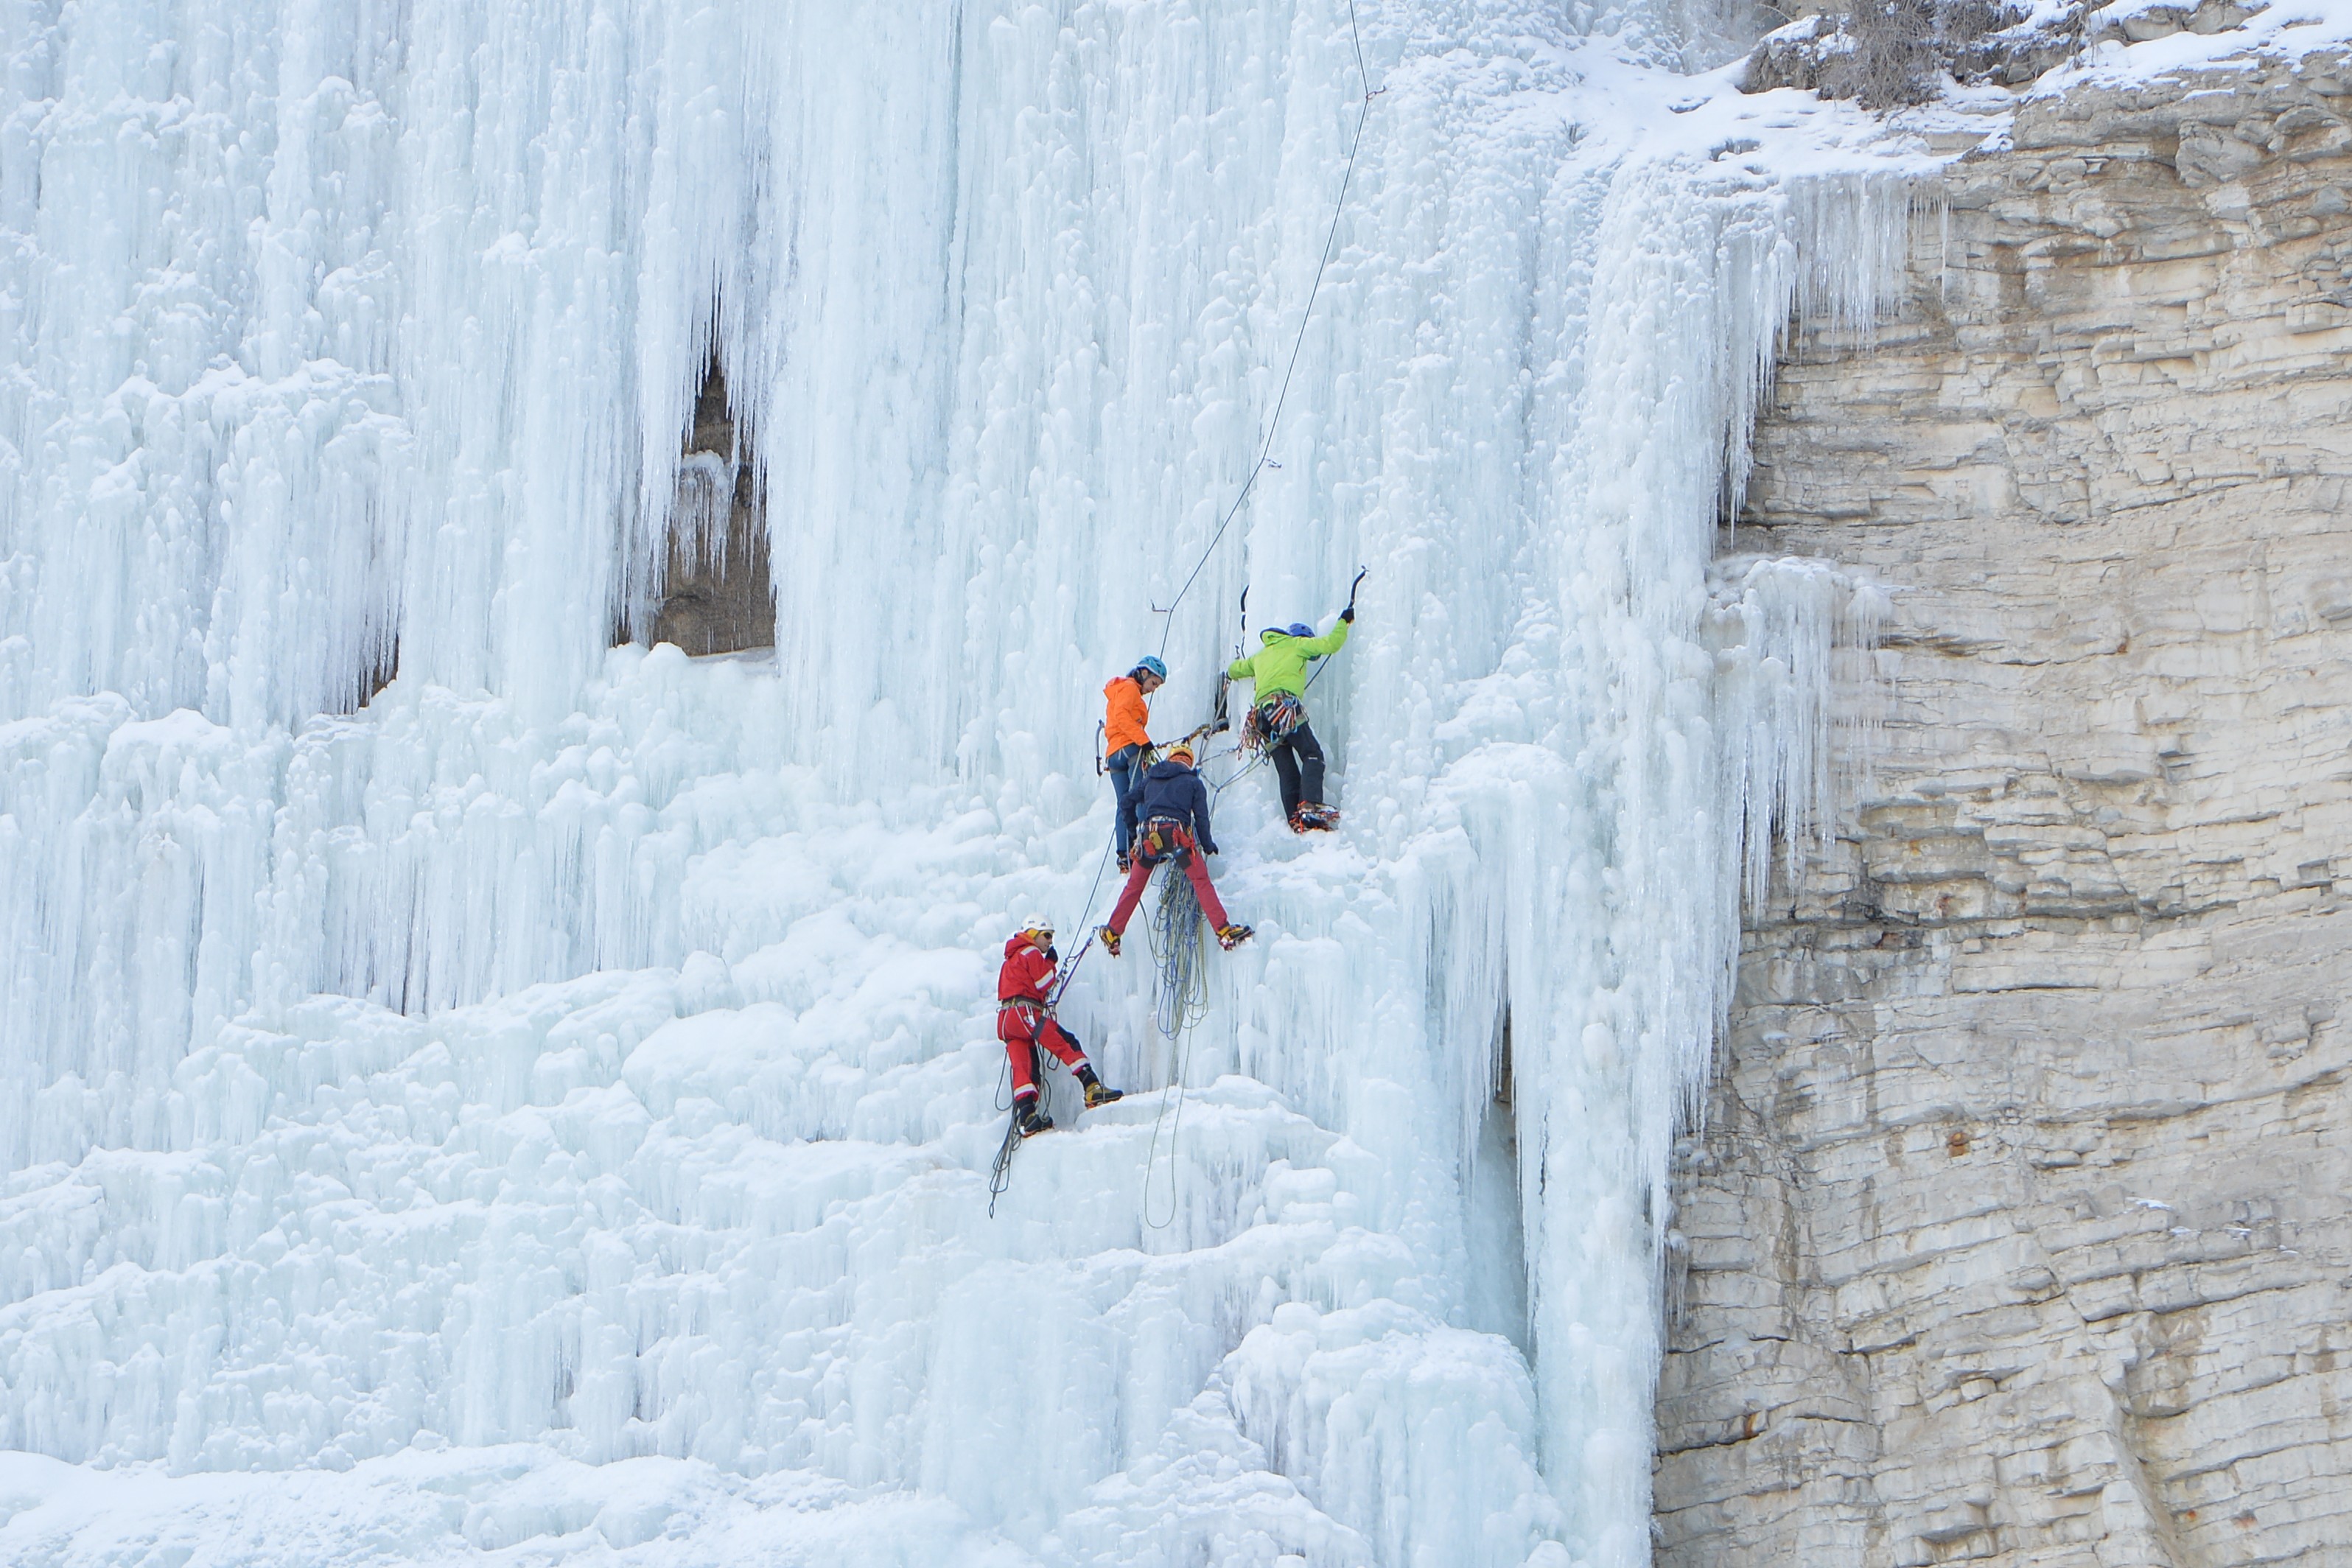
[998, 923, 1121, 1137]
[1103, 656, 1166, 869]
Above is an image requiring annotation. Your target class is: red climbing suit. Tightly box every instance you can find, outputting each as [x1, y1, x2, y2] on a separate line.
[998, 933, 1089, 1101]
[1104, 820, 1231, 936]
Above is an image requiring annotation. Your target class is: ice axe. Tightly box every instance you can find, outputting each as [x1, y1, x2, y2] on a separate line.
[1212, 585, 1248, 735]
[1298, 568, 1365, 699]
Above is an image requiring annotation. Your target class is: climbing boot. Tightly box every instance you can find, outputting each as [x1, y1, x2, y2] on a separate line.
[1215, 923, 1255, 951]
[1016, 1100, 1054, 1138]
[1096, 925, 1121, 958]
[1078, 1067, 1123, 1109]
[1297, 802, 1340, 831]
[1287, 807, 1312, 835]
[1116, 852, 1131, 874]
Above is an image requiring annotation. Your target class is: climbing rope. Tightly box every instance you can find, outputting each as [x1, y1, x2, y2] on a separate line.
[1149, 860, 1213, 1039]
[987, 1110, 1022, 1217]
[1140, 1016, 1199, 1232]
[987, 1042, 1040, 1217]
[1138, 856, 1222, 1229]
[1152, 1, 1381, 659]
[1049, 844, 1117, 1007]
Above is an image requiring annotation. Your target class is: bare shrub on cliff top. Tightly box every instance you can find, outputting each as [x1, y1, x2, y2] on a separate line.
[1806, 0, 2031, 108]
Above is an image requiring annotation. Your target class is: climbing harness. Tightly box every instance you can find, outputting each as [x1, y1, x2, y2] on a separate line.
[998, 995, 1049, 1032]
[1134, 815, 1200, 865]
[1252, 692, 1307, 746]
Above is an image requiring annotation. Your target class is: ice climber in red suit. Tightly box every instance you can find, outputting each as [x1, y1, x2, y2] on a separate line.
[998, 923, 1121, 1137]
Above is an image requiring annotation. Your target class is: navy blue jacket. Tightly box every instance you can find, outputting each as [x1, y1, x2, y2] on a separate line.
[1136, 758, 1217, 853]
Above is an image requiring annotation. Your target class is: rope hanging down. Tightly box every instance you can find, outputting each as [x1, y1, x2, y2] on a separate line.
[1141, 869, 1211, 1228]
[1149, 862, 1214, 1039]
[987, 1101, 1023, 1216]
[1152, 1, 1381, 660]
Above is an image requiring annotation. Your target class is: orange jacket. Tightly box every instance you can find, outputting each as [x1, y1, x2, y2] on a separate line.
[1103, 676, 1152, 753]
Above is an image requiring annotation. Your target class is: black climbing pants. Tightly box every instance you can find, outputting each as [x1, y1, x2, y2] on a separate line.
[1268, 720, 1326, 819]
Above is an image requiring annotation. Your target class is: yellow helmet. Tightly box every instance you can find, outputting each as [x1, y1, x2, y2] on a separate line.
[1166, 741, 1195, 763]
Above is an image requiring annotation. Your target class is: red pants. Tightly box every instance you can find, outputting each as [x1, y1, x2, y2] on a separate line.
[1106, 829, 1230, 935]
[999, 1006, 1088, 1100]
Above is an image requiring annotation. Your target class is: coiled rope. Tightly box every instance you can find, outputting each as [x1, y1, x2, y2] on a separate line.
[1150, 864, 1214, 1040]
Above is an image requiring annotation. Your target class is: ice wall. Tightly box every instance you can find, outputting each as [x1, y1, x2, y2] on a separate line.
[0, 2, 1913, 1564]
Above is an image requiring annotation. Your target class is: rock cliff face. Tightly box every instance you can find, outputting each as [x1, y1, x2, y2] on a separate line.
[647, 356, 774, 657]
[1656, 51, 2352, 1568]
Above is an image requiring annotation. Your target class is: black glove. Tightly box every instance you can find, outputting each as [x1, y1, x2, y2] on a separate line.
[1202, 842, 1219, 856]
[1043, 945, 1059, 965]
[1340, 606, 1355, 623]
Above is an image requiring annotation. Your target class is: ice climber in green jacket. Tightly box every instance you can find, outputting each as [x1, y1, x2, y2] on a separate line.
[1223, 606, 1354, 832]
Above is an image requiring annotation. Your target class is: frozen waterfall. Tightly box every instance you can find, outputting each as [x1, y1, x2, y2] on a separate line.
[0, 1, 1914, 1564]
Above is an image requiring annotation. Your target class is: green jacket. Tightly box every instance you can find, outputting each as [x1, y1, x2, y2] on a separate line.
[1226, 621, 1350, 701]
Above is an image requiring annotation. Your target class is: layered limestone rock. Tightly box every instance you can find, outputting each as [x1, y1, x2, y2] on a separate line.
[1656, 49, 2352, 1568]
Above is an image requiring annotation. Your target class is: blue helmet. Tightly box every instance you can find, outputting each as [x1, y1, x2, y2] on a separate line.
[1133, 656, 1166, 681]
[1264, 623, 1313, 640]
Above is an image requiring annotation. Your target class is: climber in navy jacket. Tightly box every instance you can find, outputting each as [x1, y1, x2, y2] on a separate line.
[1096, 742, 1252, 954]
